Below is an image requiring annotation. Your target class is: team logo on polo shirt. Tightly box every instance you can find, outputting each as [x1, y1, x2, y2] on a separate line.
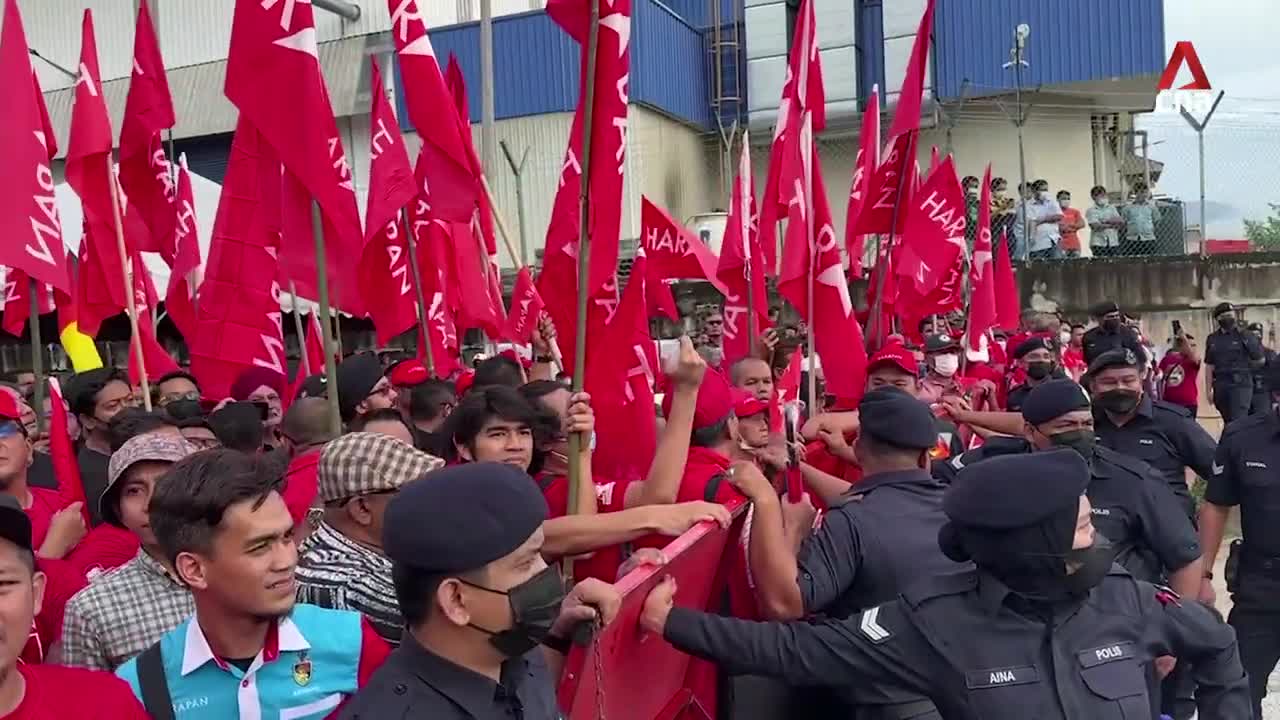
[293, 653, 312, 686]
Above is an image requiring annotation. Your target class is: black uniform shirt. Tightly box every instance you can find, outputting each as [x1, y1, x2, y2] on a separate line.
[338, 635, 559, 720]
[1093, 395, 1216, 518]
[1006, 368, 1069, 413]
[799, 469, 967, 619]
[1206, 411, 1280, 558]
[664, 568, 1250, 719]
[1252, 348, 1278, 391]
[77, 446, 110, 526]
[1082, 325, 1147, 367]
[1205, 328, 1263, 384]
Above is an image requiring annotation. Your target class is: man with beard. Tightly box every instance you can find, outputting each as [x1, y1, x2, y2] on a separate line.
[115, 450, 391, 717]
[641, 450, 1249, 718]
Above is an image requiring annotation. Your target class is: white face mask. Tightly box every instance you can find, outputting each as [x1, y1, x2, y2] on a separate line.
[933, 354, 960, 377]
[1060, 331, 1072, 346]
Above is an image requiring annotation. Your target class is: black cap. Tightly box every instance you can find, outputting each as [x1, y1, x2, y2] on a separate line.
[0, 496, 32, 552]
[1248, 322, 1264, 334]
[924, 333, 959, 354]
[296, 374, 328, 401]
[383, 463, 548, 574]
[1021, 379, 1091, 426]
[859, 387, 937, 450]
[1013, 336, 1053, 360]
[337, 354, 385, 422]
[1213, 302, 1233, 318]
[1091, 301, 1120, 317]
[945, 449, 1090, 530]
[1086, 348, 1141, 376]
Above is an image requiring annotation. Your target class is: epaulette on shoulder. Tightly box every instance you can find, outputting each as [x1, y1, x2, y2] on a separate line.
[1221, 412, 1270, 439]
[1152, 400, 1194, 419]
[1095, 445, 1154, 478]
[901, 569, 978, 609]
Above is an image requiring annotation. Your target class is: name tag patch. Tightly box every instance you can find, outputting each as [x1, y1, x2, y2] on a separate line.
[1078, 642, 1134, 668]
[1139, 439, 1154, 445]
[1246, 461, 1268, 469]
[966, 665, 1039, 689]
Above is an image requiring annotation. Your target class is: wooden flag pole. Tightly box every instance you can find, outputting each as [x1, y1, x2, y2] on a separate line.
[107, 165, 152, 411]
[311, 202, 342, 435]
[804, 121, 818, 417]
[288, 282, 311, 377]
[868, 134, 917, 352]
[400, 210, 437, 378]
[28, 280, 45, 436]
[566, 0, 601, 557]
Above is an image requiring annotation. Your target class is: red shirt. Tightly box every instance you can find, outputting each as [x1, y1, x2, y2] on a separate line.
[1063, 346, 1088, 380]
[536, 473, 636, 582]
[1159, 352, 1201, 408]
[676, 447, 741, 504]
[2, 664, 148, 719]
[24, 488, 65, 552]
[29, 558, 88, 661]
[282, 450, 321, 526]
[65, 524, 140, 579]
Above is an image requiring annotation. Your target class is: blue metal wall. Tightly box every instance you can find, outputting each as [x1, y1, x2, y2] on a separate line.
[397, 0, 716, 131]
[933, 0, 1165, 100]
[857, 0, 884, 103]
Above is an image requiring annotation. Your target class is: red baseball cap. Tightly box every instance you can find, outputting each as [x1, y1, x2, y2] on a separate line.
[661, 368, 736, 430]
[455, 370, 476, 397]
[868, 343, 919, 377]
[388, 359, 429, 388]
[0, 393, 21, 423]
[733, 392, 768, 419]
[498, 349, 533, 370]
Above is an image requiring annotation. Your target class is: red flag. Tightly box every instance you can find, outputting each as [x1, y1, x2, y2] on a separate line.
[887, 0, 935, 143]
[409, 199, 462, 378]
[189, 119, 287, 400]
[585, 254, 657, 484]
[895, 155, 967, 298]
[716, 135, 769, 365]
[993, 229, 1020, 330]
[387, 0, 481, 224]
[757, 0, 824, 277]
[118, 0, 174, 259]
[2, 272, 53, 339]
[128, 324, 179, 385]
[305, 312, 329, 376]
[844, 86, 879, 277]
[769, 347, 804, 432]
[359, 59, 419, 346]
[967, 165, 997, 351]
[777, 114, 867, 401]
[537, 0, 632, 374]
[48, 378, 90, 526]
[165, 156, 202, 342]
[444, 52, 469, 122]
[640, 197, 726, 320]
[506, 268, 546, 343]
[0, 1, 71, 293]
[225, 0, 363, 316]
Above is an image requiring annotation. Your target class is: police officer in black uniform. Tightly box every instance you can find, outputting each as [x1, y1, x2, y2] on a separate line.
[641, 450, 1251, 719]
[340, 463, 621, 720]
[733, 387, 964, 719]
[1089, 348, 1216, 520]
[1082, 300, 1147, 366]
[1006, 336, 1068, 413]
[1246, 323, 1276, 416]
[1201, 360, 1280, 719]
[1205, 301, 1264, 423]
[935, 379, 1204, 598]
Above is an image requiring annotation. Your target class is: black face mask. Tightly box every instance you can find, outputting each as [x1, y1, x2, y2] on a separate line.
[1026, 361, 1054, 381]
[1095, 389, 1140, 415]
[1048, 429, 1096, 463]
[1101, 318, 1121, 332]
[463, 565, 565, 658]
[164, 399, 204, 421]
[1219, 317, 1237, 331]
[1062, 537, 1116, 596]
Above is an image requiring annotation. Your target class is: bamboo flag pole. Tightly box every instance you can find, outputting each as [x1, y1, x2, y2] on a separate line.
[107, 165, 152, 411]
[28, 280, 45, 436]
[400, 209, 437, 378]
[802, 115, 818, 416]
[311, 202, 342, 435]
[289, 282, 311, 377]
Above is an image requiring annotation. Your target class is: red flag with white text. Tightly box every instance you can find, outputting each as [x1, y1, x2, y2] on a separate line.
[777, 114, 867, 401]
[165, 156, 203, 342]
[0, 1, 71, 293]
[409, 198, 462, 378]
[716, 135, 769, 365]
[844, 85, 879, 277]
[758, 0, 824, 277]
[2, 271, 53, 339]
[895, 155, 967, 298]
[118, 0, 174, 259]
[506, 268, 546, 343]
[640, 197, 726, 320]
[967, 165, 997, 350]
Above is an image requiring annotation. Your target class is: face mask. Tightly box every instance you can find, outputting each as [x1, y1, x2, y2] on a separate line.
[1026, 361, 1054, 381]
[1062, 537, 1116, 596]
[1219, 316, 1236, 331]
[1095, 389, 1140, 415]
[1048, 429, 1096, 463]
[463, 565, 565, 658]
[1038, 191, 1050, 201]
[1101, 318, 1120, 332]
[966, 187, 978, 197]
[165, 399, 204, 421]
[1058, 199, 1070, 209]
[1094, 197, 1108, 207]
[933, 354, 959, 377]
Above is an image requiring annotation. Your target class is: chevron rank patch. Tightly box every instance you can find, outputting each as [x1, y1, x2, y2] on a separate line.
[859, 606, 891, 644]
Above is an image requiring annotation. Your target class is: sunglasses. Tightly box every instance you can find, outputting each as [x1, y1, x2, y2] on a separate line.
[0, 421, 26, 440]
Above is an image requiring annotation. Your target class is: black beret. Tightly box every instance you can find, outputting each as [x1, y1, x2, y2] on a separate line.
[1091, 301, 1119, 317]
[336, 353, 385, 422]
[1087, 348, 1140, 376]
[383, 462, 548, 574]
[945, 449, 1090, 530]
[924, 333, 959, 353]
[296, 374, 328, 401]
[1013, 336, 1053, 359]
[859, 387, 937, 449]
[1021, 379, 1091, 426]
[1212, 302, 1233, 318]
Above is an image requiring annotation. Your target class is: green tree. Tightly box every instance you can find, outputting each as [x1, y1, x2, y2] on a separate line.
[1245, 203, 1280, 249]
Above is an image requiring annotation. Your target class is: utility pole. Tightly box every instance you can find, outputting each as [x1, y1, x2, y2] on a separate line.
[1002, 24, 1031, 259]
[480, 0, 497, 192]
[1179, 91, 1225, 256]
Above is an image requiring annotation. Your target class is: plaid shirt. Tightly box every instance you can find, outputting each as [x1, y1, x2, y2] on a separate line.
[296, 521, 403, 645]
[54, 549, 194, 671]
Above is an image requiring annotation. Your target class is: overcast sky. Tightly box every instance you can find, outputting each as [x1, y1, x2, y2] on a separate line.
[1140, 0, 1280, 238]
